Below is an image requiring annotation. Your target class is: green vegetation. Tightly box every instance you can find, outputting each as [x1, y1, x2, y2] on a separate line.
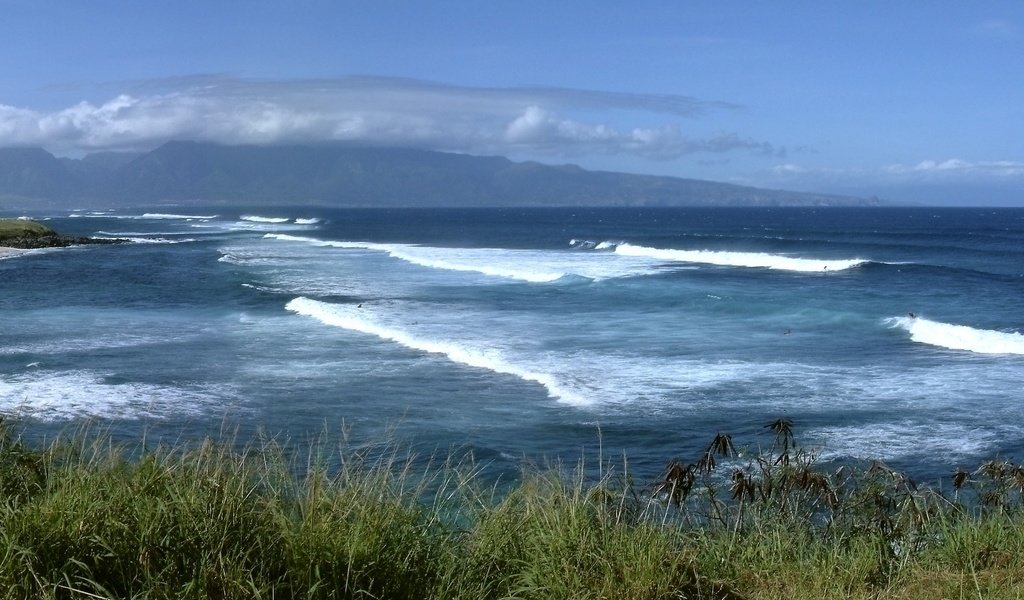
[0, 142, 876, 208]
[1, 419, 1023, 599]
[0, 218, 55, 242]
[0, 218, 124, 249]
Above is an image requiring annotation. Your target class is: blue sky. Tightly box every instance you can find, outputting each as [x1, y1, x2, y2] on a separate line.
[1, 1, 1022, 204]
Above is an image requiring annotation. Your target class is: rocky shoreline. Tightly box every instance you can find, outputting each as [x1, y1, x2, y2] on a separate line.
[0, 234, 128, 249]
[1, 218, 128, 249]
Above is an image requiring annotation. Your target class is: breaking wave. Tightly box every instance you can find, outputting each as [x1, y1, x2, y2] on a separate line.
[241, 215, 290, 223]
[285, 297, 587, 404]
[94, 230, 221, 237]
[140, 213, 219, 220]
[608, 242, 869, 272]
[68, 211, 116, 218]
[239, 215, 321, 225]
[94, 236, 198, 244]
[888, 316, 1024, 355]
[265, 234, 566, 282]
[0, 248, 30, 260]
[264, 234, 670, 282]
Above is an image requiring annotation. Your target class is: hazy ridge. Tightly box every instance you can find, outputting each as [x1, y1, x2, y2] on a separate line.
[0, 141, 879, 209]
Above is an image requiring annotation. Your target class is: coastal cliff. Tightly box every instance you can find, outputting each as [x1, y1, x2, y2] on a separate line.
[0, 218, 125, 249]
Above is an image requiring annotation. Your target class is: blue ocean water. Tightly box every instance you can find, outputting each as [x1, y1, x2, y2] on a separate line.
[2, 206, 1023, 481]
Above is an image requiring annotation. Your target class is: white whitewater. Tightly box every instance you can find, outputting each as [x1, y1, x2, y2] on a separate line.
[612, 242, 868, 272]
[140, 213, 219, 220]
[241, 215, 290, 223]
[889, 316, 1024, 355]
[264, 234, 660, 282]
[95, 236, 198, 244]
[0, 370, 219, 421]
[285, 297, 588, 404]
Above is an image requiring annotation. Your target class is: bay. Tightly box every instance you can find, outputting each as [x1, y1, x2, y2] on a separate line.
[2, 206, 1023, 482]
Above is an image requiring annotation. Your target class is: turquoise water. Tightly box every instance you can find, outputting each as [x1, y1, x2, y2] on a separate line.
[2, 207, 1023, 481]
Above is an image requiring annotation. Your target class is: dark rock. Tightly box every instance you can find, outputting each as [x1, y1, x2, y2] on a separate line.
[1, 234, 128, 249]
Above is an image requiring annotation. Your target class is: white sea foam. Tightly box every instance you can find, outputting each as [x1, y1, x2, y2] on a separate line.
[140, 213, 218, 220]
[217, 253, 244, 264]
[0, 247, 52, 260]
[294, 218, 322, 225]
[266, 234, 567, 282]
[240, 283, 282, 293]
[387, 248, 566, 282]
[217, 219, 317, 233]
[0, 370, 225, 421]
[810, 421, 1003, 462]
[95, 230, 222, 237]
[264, 234, 660, 282]
[0, 331, 193, 356]
[68, 211, 115, 218]
[888, 316, 1024, 355]
[610, 242, 868, 272]
[95, 236, 198, 244]
[264, 233, 367, 247]
[285, 297, 588, 405]
[241, 215, 290, 223]
[216, 243, 310, 266]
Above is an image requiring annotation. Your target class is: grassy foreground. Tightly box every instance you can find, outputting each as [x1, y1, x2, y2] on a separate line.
[1, 420, 1023, 599]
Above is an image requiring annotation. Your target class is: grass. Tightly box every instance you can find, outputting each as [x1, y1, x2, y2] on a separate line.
[0, 219, 54, 242]
[1, 418, 1023, 599]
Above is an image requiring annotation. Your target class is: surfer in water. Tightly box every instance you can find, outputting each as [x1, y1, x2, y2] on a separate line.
[908, 312, 916, 319]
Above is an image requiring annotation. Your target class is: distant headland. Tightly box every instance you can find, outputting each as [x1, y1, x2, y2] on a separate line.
[0, 218, 125, 250]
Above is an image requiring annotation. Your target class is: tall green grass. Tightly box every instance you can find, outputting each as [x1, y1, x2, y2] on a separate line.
[1, 418, 1022, 599]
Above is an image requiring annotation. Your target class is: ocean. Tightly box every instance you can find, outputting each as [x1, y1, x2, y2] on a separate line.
[2, 206, 1023, 482]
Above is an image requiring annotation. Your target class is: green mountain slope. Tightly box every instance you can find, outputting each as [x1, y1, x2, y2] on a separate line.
[0, 141, 879, 209]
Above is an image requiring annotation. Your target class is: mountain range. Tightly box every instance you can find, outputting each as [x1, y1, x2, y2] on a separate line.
[0, 141, 880, 209]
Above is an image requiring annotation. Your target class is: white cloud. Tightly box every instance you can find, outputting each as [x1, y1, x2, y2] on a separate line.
[498, 105, 780, 160]
[884, 159, 1024, 178]
[0, 104, 39, 139]
[0, 75, 774, 160]
[758, 158, 1024, 196]
[771, 163, 807, 175]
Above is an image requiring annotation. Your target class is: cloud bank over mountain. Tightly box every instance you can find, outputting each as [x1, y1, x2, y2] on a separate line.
[0, 141, 876, 209]
[2, 74, 1020, 204]
[0, 76, 774, 161]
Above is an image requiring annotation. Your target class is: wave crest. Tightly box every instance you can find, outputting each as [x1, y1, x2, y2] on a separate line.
[266, 234, 566, 282]
[889, 316, 1024, 355]
[140, 213, 218, 220]
[610, 242, 868, 272]
[241, 215, 290, 223]
[285, 297, 587, 404]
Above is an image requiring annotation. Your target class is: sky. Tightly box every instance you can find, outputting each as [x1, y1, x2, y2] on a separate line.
[1, 1, 1022, 205]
